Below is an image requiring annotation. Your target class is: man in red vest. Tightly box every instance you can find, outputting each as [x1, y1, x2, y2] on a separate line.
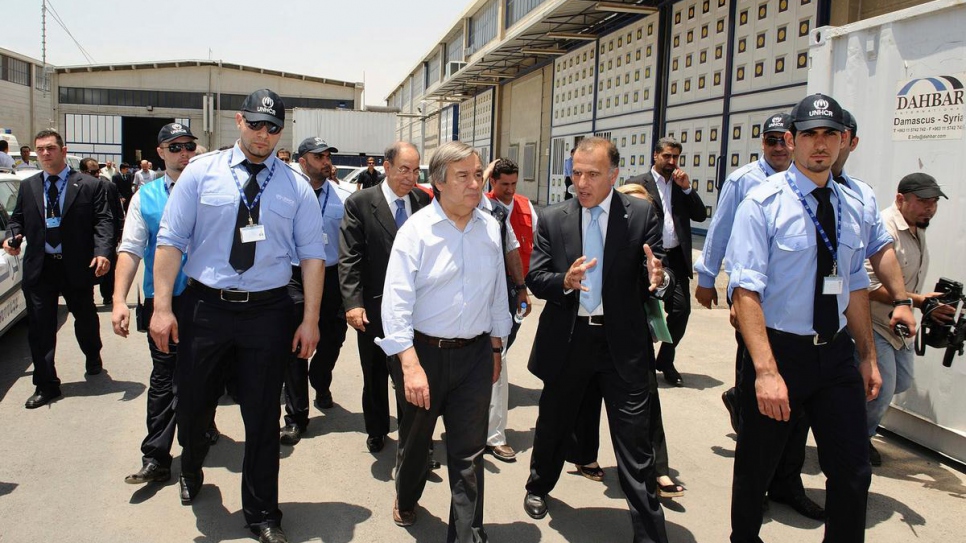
[484, 158, 538, 462]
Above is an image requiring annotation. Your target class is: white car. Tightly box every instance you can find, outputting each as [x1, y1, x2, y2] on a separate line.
[343, 165, 429, 188]
[0, 172, 26, 337]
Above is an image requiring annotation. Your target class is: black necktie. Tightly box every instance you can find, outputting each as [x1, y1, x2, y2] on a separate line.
[833, 175, 847, 186]
[46, 176, 62, 248]
[229, 160, 266, 273]
[812, 187, 839, 340]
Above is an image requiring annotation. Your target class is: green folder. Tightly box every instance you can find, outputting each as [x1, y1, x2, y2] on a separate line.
[645, 298, 673, 343]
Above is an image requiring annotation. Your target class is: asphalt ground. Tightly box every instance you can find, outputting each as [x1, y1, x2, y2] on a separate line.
[1, 271, 964, 542]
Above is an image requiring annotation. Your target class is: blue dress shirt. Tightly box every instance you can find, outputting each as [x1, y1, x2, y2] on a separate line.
[42, 165, 70, 254]
[377, 199, 513, 356]
[316, 181, 345, 267]
[157, 144, 326, 291]
[726, 164, 870, 335]
[695, 158, 778, 288]
[837, 171, 893, 258]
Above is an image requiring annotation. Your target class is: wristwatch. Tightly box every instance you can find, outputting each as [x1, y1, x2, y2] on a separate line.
[657, 270, 671, 291]
[892, 298, 913, 307]
[512, 284, 527, 296]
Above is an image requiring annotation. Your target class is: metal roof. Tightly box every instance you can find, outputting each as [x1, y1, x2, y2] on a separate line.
[391, 0, 660, 102]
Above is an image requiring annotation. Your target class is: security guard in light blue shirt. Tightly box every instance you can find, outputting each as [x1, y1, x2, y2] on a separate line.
[278, 137, 350, 446]
[150, 89, 325, 543]
[726, 93, 882, 543]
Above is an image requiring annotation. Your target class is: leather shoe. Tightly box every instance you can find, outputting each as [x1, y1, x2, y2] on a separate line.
[662, 365, 684, 387]
[486, 444, 517, 462]
[393, 498, 416, 527]
[367, 434, 385, 453]
[769, 492, 826, 520]
[125, 463, 171, 484]
[314, 391, 334, 410]
[427, 457, 441, 471]
[25, 388, 62, 409]
[721, 387, 740, 432]
[86, 356, 103, 375]
[280, 424, 302, 446]
[869, 441, 882, 467]
[257, 524, 289, 543]
[524, 492, 548, 519]
[179, 471, 203, 505]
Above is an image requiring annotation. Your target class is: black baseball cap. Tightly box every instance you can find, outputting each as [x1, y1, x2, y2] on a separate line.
[241, 88, 285, 126]
[297, 137, 339, 156]
[790, 93, 846, 132]
[842, 109, 858, 135]
[762, 112, 792, 134]
[898, 173, 948, 199]
[158, 122, 197, 144]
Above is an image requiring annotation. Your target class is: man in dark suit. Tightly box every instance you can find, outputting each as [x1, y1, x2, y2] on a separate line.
[339, 141, 431, 453]
[523, 137, 671, 543]
[113, 162, 134, 213]
[82, 157, 123, 306]
[2, 130, 114, 408]
[626, 137, 707, 386]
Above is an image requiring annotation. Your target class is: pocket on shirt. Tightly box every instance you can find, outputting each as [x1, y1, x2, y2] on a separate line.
[268, 197, 297, 219]
[775, 233, 813, 252]
[199, 193, 235, 207]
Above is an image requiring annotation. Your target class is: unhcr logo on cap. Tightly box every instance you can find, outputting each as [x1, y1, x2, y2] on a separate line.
[258, 96, 276, 115]
[170, 123, 186, 134]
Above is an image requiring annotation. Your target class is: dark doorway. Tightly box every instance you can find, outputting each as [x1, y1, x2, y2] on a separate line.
[122, 117, 173, 168]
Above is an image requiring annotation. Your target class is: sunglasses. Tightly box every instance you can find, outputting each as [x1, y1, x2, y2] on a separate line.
[763, 136, 787, 147]
[245, 120, 283, 135]
[164, 142, 198, 153]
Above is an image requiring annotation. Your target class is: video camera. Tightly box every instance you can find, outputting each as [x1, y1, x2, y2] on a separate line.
[915, 278, 966, 367]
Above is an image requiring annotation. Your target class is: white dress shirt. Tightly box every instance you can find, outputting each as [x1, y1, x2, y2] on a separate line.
[381, 180, 412, 219]
[118, 174, 176, 259]
[651, 167, 691, 250]
[377, 199, 513, 355]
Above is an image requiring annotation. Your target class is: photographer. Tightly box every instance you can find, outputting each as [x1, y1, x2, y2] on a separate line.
[865, 173, 954, 466]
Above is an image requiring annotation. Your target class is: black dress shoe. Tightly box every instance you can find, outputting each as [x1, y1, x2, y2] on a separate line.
[662, 365, 684, 387]
[314, 391, 334, 410]
[367, 434, 385, 453]
[179, 471, 203, 505]
[280, 424, 303, 446]
[125, 463, 171, 484]
[427, 457, 441, 471]
[25, 388, 62, 409]
[721, 387, 740, 432]
[524, 493, 548, 519]
[257, 524, 289, 543]
[86, 357, 103, 375]
[770, 492, 826, 520]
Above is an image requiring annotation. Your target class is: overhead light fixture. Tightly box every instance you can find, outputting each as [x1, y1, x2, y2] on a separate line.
[546, 31, 598, 41]
[594, 2, 659, 15]
[521, 48, 568, 56]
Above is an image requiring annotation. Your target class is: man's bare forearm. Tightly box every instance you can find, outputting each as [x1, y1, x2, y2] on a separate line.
[300, 259, 325, 325]
[153, 246, 183, 312]
[869, 246, 908, 301]
[733, 288, 778, 376]
[113, 252, 142, 304]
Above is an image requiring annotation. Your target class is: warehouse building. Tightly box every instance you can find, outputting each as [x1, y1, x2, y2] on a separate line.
[0, 47, 362, 166]
[386, 0, 931, 211]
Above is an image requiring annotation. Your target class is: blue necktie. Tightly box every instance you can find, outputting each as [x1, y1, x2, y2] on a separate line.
[394, 199, 407, 229]
[580, 206, 604, 313]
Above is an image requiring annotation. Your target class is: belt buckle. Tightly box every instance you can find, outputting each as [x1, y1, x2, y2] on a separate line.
[813, 335, 828, 346]
[220, 289, 249, 303]
[588, 315, 604, 326]
[49, 253, 63, 260]
[438, 338, 457, 348]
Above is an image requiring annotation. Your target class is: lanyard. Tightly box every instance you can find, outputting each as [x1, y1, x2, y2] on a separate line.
[228, 151, 277, 223]
[785, 172, 841, 275]
[45, 176, 63, 218]
[318, 182, 331, 220]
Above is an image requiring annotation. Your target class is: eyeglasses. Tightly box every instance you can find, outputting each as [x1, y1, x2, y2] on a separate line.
[763, 136, 787, 147]
[164, 142, 198, 153]
[245, 120, 283, 135]
[392, 165, 420, 177]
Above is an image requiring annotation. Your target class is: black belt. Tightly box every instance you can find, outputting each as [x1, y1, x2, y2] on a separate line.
[768, 328, 846, 346]
[187, 278, 286, 303]
[576, 315, 605, 326]
[44, 253, 64, 260]
[413, 331, 486, 349]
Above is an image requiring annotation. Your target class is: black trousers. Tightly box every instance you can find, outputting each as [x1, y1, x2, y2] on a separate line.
[99, 253, 117, 303]
[139, 297, 180, 468]
[731, 329, 871, 543]
[655, 247, 690, 371]
[359, 329, 399, 438]
[282, 266, 348, 428]
[733, 331, 810, 498]
[391, 336, 492, 543]
[566, 365, 670, 479]
[176, 284, 293, 529]
[23, 256, 102, 392]
[527, 322, 668, 543]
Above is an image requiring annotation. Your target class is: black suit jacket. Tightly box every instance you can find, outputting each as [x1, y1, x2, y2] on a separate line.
[626, 171, 707, 277]
[112, 171, 133, 201]
[525, 191, 671, 385]
[100, 178, 124, 244]
[338, 183, 431, 337]
[6, 169, 114, 288]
